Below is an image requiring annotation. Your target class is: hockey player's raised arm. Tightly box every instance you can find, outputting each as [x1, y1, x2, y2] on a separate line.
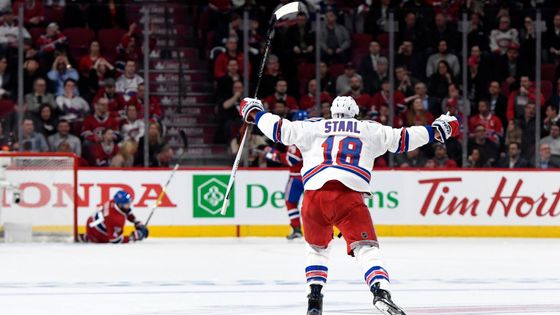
[240, 98, 305, 145]
[377, 113, 459, 154]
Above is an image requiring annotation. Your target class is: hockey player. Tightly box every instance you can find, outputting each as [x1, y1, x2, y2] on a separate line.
[239, 96, 458, 315]
[82, 190, 149, 243]
[263, 110, 307, 239]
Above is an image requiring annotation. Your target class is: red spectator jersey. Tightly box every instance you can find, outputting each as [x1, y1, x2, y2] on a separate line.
[469, 113, 504, 144]
[213, 52, 249, 78]
[88, 142, 119, 166]
[299, 92, 332, 110]
[85, 200, 138, 243]
[37, 33, 66, 53]
[506, 88, 545, 121]
[280, 145, 303, 179]
[263, 94, 299, 110]
[370, 91, 406, 112]
[81, 114, 119, 142]
[344, 92, 371, 111]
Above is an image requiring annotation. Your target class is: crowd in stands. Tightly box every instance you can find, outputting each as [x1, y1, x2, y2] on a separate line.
[0, 1, 170, 167]
[208, 0, 560, 168]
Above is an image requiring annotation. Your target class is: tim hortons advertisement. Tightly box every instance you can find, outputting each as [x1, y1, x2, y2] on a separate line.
[1, 169, 559, 227]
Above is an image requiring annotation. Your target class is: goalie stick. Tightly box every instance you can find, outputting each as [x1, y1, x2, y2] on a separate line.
[220, 1, 301, 215]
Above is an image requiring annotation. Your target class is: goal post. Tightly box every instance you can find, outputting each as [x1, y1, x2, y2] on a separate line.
[0, 152, 78, 242]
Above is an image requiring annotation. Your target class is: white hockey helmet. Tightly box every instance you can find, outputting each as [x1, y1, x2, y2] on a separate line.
[330, 96, 359, 118]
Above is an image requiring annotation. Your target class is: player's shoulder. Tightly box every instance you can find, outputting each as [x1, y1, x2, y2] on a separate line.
[304, 117, 324, 123]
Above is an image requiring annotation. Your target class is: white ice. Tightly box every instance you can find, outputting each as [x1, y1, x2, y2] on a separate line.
[0, 237, 559, 315]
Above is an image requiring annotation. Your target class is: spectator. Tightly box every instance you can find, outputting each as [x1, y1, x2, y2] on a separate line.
[466, 148, 484, 168]
[489, 16, 519, 55]
[33, 103, 58, 137]
[519, 16, 536, 62]
[47, 119, 81, 156]
[426, 40, 459, 78]
[320, 101, 331, 119]
[55, 78, 89, 123]
[413, 82, 441, 117]
[0, 56, 14, 99]
[216, 59, 241, 100]
[488, 80, 508, 127]
[120, 105, 144, 142]
[540, 123, 560, 156]
[359, 41, 382, 85]
[537, 143, 560, 168]
[506, 76, 544, 121]
[395, 65, 419, 97]
[299, 79, 331, 112]
[433, 143, 458, 168]
[154, 144, 174, 167]
[219, 80, 243, 144]
[287, 12, 314, 61]
[320, 9, 350, 63]
[518, 102, 537, 161]
[442, 84, 471, 118]
[111, 140, 138, 168]
[545, 14, 560, 63]
[497, 142, 530, 168]
[115, 60, 144, 98]
[401, 98, 434, 127]
[430, 13, 458, 50]
[37, 23, 67, 59]
[271, 100, 290, 119]
[396, 40, 423, 79]
[371, 57, 389, 93]
[494, 44, 524, 85]
[136, 83, 162, 120]
[87, 57, 116, 95]
[370, 79, 406, 114]
[79, 41, 102, 78]
[344, 75, 370, 113]
[395, 148, 427, 168]
[543, 104, 560, 135]
[335, 62, 362, 95]
[47, 55, 79, 96]
[0, 9, 31, 49]
[319, 62, 336, 95]
[94, 78, 120, 115]
[215, 13, 241, 46]
[466, 54, 487, 104]
[87, 128, 118, 167]
[548, 79, 560, 112]
[23, 58, 42, 94]
[468, 13, 488, 51]
[81, 97, 119, 143]
[263, 79, 298, 110]
[398, 12, 426, 52]
[213, 37, 246, 79]
[258, 54, 281, 98]
[468, 124, 500, 167]
[25, 77, 57, 113]
[14, 0, 45, 26]
[428, 60, 454, 100]
[16, 117, 48, 152]
[115, 30, 142, 66]
[469, 99, 503, 144]
[135, 122, 165, 167]
[505, 119, 523, 148]
[364, 0, 391, 36]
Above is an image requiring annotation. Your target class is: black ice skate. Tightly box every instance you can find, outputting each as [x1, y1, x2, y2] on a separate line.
[371, 283, 406, 315]
[287, 227, 303, 240]
[307, 284, 323, 315]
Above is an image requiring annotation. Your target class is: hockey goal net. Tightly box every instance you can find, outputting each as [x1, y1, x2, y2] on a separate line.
[0, 152, 78, 242]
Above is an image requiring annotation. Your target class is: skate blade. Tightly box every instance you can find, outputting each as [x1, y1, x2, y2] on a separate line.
[374, 300, 406, 315]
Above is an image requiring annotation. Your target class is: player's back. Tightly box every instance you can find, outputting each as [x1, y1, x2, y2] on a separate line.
[296, 118, 387, 193]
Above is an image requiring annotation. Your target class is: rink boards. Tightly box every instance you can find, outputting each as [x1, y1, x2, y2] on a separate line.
[3, 168, 560, 237]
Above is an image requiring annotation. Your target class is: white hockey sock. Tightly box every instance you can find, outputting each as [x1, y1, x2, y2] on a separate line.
[305, 242, 331, 288]
[354, 245, 391, 291]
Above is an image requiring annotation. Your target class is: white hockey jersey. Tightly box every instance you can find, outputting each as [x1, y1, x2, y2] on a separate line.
[255, 112, 435, 193]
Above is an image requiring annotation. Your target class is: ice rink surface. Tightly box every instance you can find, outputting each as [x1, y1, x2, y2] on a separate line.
[1, 237, 559, 315]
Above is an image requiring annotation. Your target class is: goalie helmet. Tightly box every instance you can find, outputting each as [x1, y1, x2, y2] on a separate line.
[114, 190, 132, 210]
[330, 96, 359, 119]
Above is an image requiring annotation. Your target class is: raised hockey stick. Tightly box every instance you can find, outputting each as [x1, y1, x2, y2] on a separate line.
[145, 130, 188, 226]
[220, 2, 301, 215]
